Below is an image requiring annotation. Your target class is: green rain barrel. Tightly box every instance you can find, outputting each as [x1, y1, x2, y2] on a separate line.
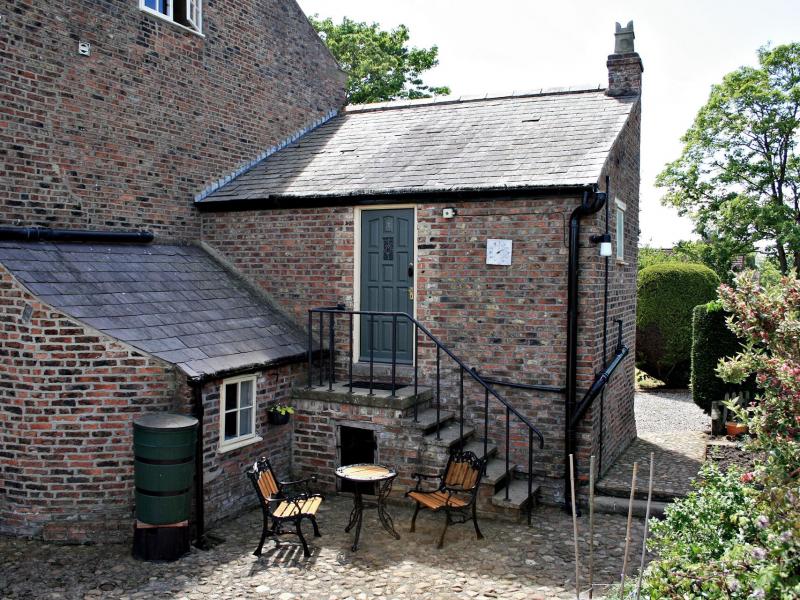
[133, 413, 198, 526]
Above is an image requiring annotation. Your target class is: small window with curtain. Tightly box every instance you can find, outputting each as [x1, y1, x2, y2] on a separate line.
[140, 0, 203, 35]
[615, 198, 627, 261]
[219, 375, 260, 452]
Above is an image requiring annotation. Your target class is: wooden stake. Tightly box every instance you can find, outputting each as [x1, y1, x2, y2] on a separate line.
[569, 454, 581, 600]
[635, 453, 655, 600]
[620, 462, 639, 597]
[588, 455, 596, 599]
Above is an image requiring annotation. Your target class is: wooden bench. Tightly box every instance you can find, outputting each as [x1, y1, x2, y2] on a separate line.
[406, 449, 487, 548]
[246, 456, 323, 557]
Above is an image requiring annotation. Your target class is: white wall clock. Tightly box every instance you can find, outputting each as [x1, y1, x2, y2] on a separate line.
[486, 238, 512, 265]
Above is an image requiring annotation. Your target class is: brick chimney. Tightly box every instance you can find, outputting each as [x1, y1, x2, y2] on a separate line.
[606, 21, 643, 96]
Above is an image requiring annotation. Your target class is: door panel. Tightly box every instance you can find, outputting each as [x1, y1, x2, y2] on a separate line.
[360, 208, 414, 363]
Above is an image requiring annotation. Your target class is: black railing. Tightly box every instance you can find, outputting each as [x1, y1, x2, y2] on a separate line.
[307, 306, 545, 526]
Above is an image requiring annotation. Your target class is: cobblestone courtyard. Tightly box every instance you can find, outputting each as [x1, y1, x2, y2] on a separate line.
[1, 495, 647, 600]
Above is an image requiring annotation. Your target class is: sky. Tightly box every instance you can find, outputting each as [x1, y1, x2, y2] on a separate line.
[297, 0, 799, 248]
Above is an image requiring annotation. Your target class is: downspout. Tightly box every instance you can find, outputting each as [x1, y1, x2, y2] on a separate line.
[598, 175, 611, 474]
[189, 378, 208, 549]
[564, 185, 607, 511]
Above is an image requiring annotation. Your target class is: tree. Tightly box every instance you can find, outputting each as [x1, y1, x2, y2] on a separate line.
[656, 43, 800, 276]
[309, 16, 450, 104]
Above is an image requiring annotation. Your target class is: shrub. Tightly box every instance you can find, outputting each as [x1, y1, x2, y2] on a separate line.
[641, 273, 800, 598]
[691, 300, 755, 413]
[636, 263, 719, 387]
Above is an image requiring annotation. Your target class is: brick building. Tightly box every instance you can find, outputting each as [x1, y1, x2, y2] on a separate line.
[1, 1, 643, 543]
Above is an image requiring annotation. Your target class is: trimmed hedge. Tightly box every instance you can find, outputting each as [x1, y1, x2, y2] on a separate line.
[691, 300, 755, 414]
[636, 263, 719, 387]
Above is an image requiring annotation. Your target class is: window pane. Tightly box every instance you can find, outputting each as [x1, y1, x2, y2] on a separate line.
[224, 412, 237, 440]
[240, 380, 253, 407]
[239, 408, 253, 436]
[144, 0, 167, 15]
[616, 208, 625, 259]
[225, 383, 238, 411]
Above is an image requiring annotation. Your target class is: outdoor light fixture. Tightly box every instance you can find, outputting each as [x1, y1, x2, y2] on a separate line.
[591, 233, 613, 257]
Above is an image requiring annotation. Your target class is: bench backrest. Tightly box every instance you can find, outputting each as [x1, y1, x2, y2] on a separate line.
[247, 456, 281, 503]
[443, 450, 485, 492]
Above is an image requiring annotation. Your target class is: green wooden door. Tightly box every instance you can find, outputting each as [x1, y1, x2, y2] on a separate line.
[360, 209, 414, 363]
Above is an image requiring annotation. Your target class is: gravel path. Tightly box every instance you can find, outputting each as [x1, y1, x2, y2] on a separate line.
[634, 389, 710, 434]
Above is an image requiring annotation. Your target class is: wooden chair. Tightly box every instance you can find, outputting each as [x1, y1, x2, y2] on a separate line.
[406, 449, 487, 548]
[246, 456, 323, 557]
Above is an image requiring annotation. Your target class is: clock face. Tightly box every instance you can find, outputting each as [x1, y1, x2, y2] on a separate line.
[486, 238, 512, 265]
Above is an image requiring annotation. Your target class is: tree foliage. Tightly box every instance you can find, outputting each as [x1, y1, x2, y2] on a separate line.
[639, 241, 754, 282]
[309, 16, 450, 104]
[656, 43, 800, 276]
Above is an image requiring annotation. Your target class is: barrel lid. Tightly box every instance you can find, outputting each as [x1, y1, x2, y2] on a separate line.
[134, 413, 198, 431]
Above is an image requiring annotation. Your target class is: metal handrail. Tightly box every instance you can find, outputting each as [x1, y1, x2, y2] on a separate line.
[309, 307, 544, 448]
[307, 306, 545, 526]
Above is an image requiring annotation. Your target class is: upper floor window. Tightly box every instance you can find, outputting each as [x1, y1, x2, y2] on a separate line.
[140, 0, 202, 34]
[615, 198, 627, 261]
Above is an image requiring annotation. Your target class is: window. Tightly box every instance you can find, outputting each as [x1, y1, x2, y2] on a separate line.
[615, 198, 627, 261]
[219, 375, 260, 452]
[140, 0, 203, 34]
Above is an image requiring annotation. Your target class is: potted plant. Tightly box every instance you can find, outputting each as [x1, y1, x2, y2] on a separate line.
[267, 404, 294, 425]
[724, 393, 750, 437]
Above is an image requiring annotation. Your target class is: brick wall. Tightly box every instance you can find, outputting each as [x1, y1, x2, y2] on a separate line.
[202, 194, 637, 502]
[0, 0, 345, 240]
[587, 97, 641, 478]
[199, 362, 301, 527]
[0, 266, 189, 542]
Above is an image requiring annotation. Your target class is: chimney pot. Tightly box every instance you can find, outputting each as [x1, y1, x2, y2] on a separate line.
[614, 21, 635, 54]
[607, 21, 643, 97]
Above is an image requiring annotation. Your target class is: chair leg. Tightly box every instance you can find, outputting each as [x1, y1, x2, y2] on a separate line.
[437, 512, 450, 549]
[254, 519, 269, 556]
[295, 520, 311, 557]
[310, 516, 322, 538]
[472, 503, 484, 540]
[410, 502, 421, 533]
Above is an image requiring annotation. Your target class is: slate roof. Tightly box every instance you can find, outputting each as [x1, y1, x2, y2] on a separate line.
[0, 242, 307, 378]
[199, 87, 637, 206]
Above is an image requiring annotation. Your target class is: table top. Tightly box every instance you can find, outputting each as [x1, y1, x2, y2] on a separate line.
[335, 463, 396, 482]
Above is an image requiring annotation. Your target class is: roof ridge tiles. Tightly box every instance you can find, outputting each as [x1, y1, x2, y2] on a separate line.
[344, 84, 605, 114]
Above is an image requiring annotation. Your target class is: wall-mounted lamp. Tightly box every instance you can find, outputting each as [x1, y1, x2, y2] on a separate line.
[591, 233, 612, 257]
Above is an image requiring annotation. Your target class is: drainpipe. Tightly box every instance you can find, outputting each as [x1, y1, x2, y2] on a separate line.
[564, 185, 607, 511]
[189, 378, 208, 549]
[0, 226, 153, 243]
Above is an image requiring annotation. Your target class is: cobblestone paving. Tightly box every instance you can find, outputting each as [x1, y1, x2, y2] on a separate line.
[0, 496, 648, 600]
[598, 389, 709, 500]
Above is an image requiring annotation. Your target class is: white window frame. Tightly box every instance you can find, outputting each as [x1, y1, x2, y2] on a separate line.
[139, 0, 204, 36]
[615, 198, 627, 262]
[218, 374, 262, 453]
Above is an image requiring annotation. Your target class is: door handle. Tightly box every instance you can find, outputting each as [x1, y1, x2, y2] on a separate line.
[408, 263, 414, 277]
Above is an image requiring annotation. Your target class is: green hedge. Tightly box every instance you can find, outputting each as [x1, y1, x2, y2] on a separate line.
[636, 263, 719, 387]
[691, 300, 755, 414]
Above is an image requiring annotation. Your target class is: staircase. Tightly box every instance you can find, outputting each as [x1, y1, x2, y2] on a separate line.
[297, 306, 547, 524]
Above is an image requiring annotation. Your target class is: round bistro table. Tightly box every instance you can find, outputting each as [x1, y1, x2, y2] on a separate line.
[335, 463, 401, 552]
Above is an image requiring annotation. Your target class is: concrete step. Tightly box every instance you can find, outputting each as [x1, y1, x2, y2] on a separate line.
[403, 408, 454, 433]
[481, 456, 515, 487]
[591, 495, 668, 519]
[596, 481, 681, 503]
[491, 478, 539, 510]
[461, 439, 498, 461]
[422, 422, 475, 448]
